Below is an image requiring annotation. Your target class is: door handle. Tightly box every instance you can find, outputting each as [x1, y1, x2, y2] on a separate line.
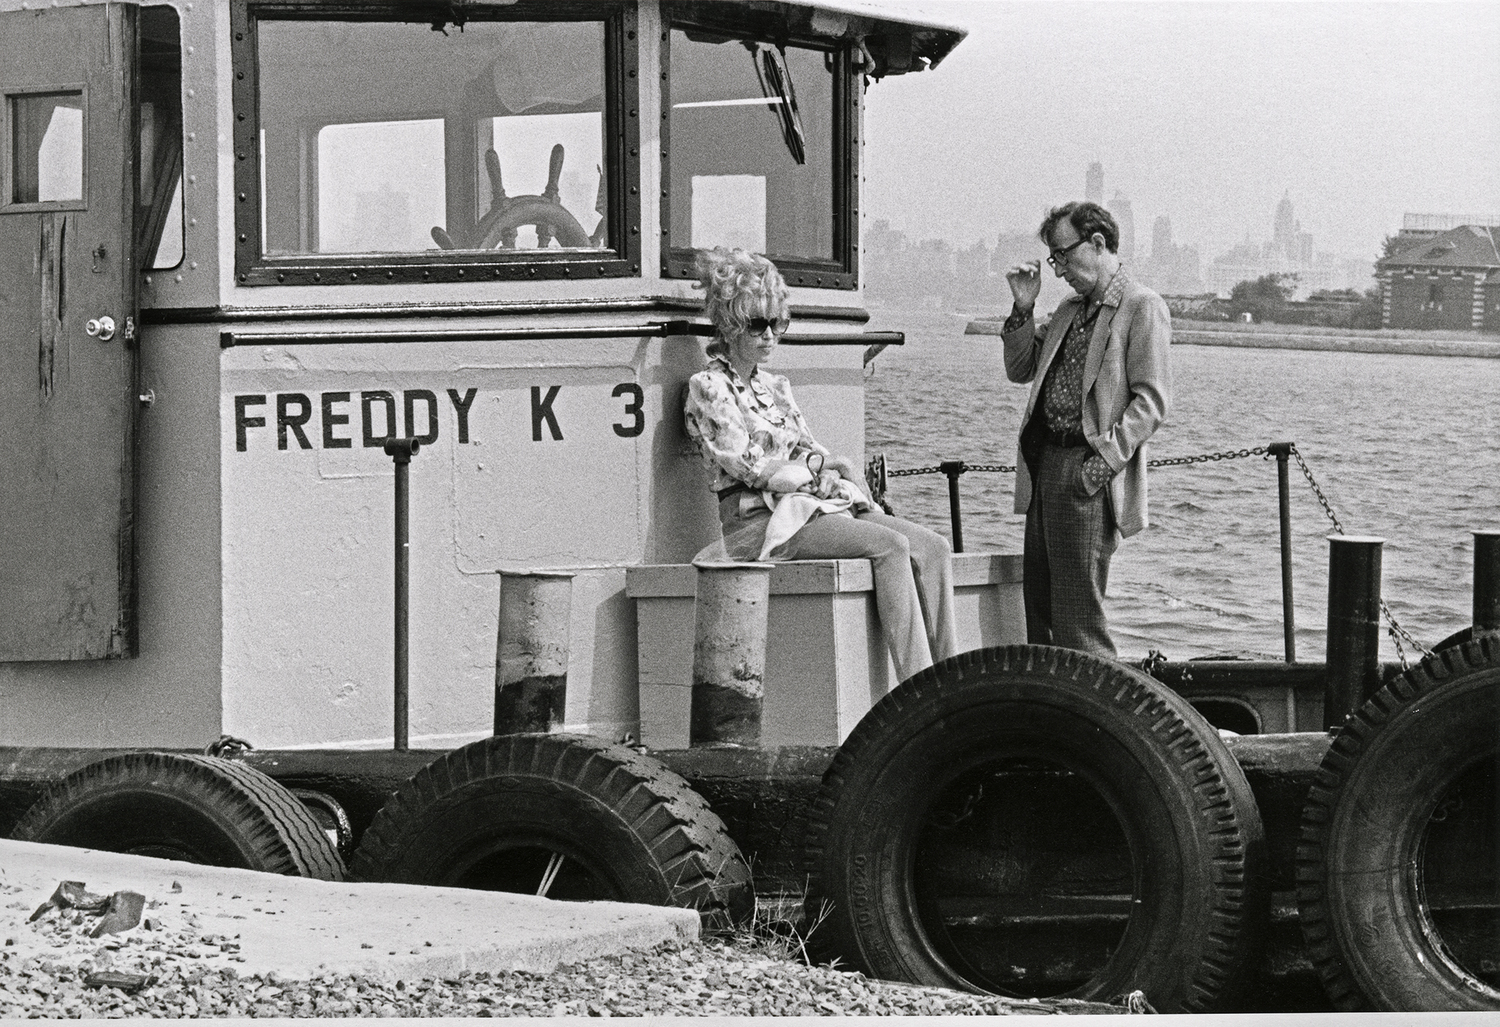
[85, 316, 117, 341]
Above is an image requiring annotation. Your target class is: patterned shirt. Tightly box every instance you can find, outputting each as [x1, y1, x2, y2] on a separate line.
[1040, 298, 1101, 437]
[683, 355, 824, 493]
[1009, 269, 1129, 493]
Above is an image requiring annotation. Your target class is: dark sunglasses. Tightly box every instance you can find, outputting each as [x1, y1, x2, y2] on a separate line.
[745, 315, 790, 335]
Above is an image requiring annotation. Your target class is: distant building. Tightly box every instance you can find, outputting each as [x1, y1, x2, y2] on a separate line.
[1207, 192, 1365, 297]
[1152, 215, 1173, 261]
[1393, 212, 1500, 243]
[1375, 219, 1500, 332]
[1108, 189, 1134, 259]
[1273, 194, 1293, 250]
[1270, 190, 1313, 264]
[1133, 215, 1203, 295]
[1086, 162, 1104, 205]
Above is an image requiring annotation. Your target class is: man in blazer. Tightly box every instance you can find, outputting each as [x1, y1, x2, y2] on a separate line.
[1001, 201, 1172, 658]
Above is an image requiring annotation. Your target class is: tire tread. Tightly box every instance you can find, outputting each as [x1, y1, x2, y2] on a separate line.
[350, 734, 751, 925]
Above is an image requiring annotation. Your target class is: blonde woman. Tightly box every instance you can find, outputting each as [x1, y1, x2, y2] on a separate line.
[683, 248, 957, 682]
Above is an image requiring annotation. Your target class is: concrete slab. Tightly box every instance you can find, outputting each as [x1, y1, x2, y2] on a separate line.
[0, 839, 697, 981]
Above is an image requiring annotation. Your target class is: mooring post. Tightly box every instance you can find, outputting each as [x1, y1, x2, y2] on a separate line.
[495, 570, 575, 734]
[939, 460, 965, 553]
[1268, 442, 1296, 662]
[382, 437, 420, 751]
[690, 560, 773, 746]
[1324, 535, 1385, 731]
[1475, 531, 1500, 640]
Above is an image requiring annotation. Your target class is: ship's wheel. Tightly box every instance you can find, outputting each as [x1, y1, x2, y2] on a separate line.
[431, 143, 590, 250]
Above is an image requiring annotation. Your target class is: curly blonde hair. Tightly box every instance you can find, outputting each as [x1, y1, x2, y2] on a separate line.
[695, 248, 789, 356]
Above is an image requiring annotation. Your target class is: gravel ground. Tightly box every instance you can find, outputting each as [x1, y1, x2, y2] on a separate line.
[0, 938, 1126, 1018]
[2, 878, 1129, 1017]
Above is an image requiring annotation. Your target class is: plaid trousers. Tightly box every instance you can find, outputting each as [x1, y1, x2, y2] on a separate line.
[1023, 443, 1119, 659]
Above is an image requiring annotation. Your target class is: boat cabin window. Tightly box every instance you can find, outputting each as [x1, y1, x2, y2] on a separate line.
[8, 92, 84, 207]
[139, 5, 183, 269]
[231, 2, 640, 286]
[662, 14, 856, 289]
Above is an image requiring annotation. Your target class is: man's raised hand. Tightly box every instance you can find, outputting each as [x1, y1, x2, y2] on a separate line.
[1005, 260, 1042, 312]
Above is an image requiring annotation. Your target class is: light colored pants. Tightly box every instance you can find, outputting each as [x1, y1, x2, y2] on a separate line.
[719, 496, 958, 682]
[1023, 443, 1119, 659]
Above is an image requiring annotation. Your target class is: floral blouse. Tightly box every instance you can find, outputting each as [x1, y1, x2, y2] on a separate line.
[683, 355, 826, 493]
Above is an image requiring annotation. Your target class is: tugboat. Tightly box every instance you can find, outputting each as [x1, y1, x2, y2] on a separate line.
[1, 0, 1496, 1013]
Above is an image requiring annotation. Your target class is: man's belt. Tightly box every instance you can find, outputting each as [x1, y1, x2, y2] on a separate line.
[716, 481, 754, 501]
[1042, 428, 1090, 449]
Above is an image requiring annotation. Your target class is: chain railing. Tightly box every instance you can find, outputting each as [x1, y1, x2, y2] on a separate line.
[1285, 444, 1431, 667]
[868, 440, 1433, 666]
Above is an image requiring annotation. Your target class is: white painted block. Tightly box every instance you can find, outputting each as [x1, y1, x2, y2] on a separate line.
[626, 553, 1023, 749]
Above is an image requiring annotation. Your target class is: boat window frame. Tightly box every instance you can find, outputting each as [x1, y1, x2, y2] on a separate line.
[659, 7, 860, 291]
[229, 0, 641, 287]
[3, 85, 90, 214]
[138, 4, 184, 270]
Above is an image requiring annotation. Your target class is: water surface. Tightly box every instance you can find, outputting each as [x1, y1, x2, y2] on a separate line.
[862, 308, 1500, 662]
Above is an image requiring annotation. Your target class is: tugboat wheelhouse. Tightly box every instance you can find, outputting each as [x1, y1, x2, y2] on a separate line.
[231, 1, 642, 286]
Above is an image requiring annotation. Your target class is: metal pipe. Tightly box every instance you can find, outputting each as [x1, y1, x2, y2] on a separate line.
[220, 323, 905, 349]
[939, 460, 965, 554]
[383, 438, 420, 750]
[690, 561, 774, 746]
[495, 570, 575, 734]
[1324, 535, 1385, 731]
[1475, 531, 1500, 640]
[1268, 442, 1296, 662]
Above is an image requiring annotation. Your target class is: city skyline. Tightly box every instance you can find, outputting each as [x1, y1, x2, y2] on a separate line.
[867, 167, 1379, 302]
[860, 2, 1499, 269]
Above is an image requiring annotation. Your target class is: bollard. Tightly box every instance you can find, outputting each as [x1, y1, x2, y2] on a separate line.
[1268, 441, 1296, 662]
[690, 560, 773, 746]
[939, 460, 966, 553]
[1474, 532, 1500, 641]
[495, 570, 575, 734]
[1324, 535, 1385, 731]
[382, 437, 420, 751]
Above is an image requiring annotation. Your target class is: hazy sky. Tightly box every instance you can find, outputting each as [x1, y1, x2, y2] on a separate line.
[861, 1, 1500, 262]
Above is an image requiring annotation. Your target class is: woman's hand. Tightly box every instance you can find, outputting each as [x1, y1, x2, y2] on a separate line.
[809, 470, 842, 499]
[824, 454, 862, 482]
[765, 461, 815, 493]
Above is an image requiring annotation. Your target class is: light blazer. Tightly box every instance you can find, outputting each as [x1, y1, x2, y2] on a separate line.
[1002, 271, 1172, 538]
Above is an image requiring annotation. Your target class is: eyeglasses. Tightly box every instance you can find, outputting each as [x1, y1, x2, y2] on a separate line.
[1046, 238, 1088, 269]
[745, 315, 790, 335]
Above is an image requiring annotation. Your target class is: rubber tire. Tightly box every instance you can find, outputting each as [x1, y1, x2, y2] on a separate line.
[1431, 626, 1471, 654]
[11, 752, 345, 880]
[1297, 635, 1500, 1011]
[349, 733, 753, 926]
[803, 645, 1268, 1013]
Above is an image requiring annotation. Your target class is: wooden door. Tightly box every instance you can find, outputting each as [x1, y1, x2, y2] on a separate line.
[0, 4, 139, 660]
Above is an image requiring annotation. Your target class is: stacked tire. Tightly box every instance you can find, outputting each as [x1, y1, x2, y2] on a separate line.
[803, 646, 1269, 1013]
[1298, 635, 1500, 1011]
[12, 751, 345, 880]
[351, 733, 753, 927]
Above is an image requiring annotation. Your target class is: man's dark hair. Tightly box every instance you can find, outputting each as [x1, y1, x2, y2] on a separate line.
[1039, 201, 1120, 253]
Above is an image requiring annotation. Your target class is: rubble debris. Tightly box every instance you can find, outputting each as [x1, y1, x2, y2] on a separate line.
[89, 891, 145, 938]
[83, 970, 157, 994]
[28, 881, 109, 922]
